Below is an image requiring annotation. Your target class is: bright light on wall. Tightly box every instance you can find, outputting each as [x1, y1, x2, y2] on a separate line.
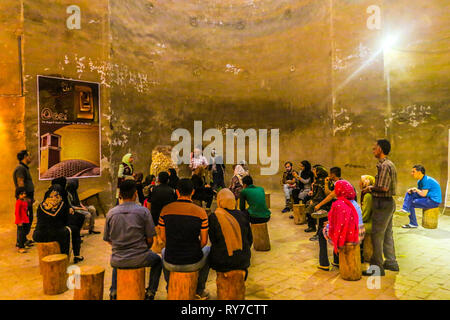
[382, 34, 400, 50]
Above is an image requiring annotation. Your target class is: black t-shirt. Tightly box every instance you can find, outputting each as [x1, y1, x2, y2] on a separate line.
[13, 162, 34, 195]
[149, 184, 176, 225]
[208, 209, 253, 273]
[159, 200, 208, 265]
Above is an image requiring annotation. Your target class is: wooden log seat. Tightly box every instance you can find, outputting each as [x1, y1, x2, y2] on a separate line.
[41, 254, 69, 295]
[117, 267, 146, 300]
[339, 243, 362, 281]
[293, 204, 307, 225]
[73, 266, 105, 300]
[216, 270, 246, 300]
[265, 193, 271, 209]
[250, 222, 271, 251]
[422, 207, 440, 229]
[37, 241, 61, 275]
[167, 271, 199, 300]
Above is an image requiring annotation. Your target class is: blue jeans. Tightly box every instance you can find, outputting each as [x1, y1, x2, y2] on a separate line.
[162, 246, 210, 295]
[110, 250, 163, 296]
[402, 192, 440, 227]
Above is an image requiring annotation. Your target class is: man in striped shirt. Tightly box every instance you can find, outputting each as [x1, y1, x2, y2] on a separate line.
[159, 178, 210, 299]
[362, 139, 399, 276]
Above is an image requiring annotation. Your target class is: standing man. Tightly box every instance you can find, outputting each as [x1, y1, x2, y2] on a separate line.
[400, 165, 442, 228]
[189, 147, 208, 176]
[362, 139, 399, 276]
[13, 150, 34, 247]
[281, 162, 297, 213]
[207, 148, 226, 192]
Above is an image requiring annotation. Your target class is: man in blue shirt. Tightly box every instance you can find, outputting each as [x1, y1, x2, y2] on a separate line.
[400, 165, 442, 228]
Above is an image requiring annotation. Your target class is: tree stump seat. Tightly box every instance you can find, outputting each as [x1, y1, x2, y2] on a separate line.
[41, 254, 69, 295]
[167, 271, 199, 300]
[250, 222, 271, 251]
[216, 270, 246, 300]
[265, 193, 271, 209]
[339, 243, 362, 281]
[73, 266, 105, 300]
[293, 204, 306, 225]
[117, 267, 146, 300]
[422, 207, 440, 229]
[37, 241, 61, 275]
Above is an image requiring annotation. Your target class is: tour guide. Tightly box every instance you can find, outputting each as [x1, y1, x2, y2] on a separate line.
[239, 175, 271, 224]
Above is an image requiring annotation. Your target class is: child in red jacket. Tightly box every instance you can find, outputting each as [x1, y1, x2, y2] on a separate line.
[15, 187, 29, 253]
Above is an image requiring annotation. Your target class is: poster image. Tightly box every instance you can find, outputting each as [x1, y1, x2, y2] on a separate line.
[37, 75, 101, 180]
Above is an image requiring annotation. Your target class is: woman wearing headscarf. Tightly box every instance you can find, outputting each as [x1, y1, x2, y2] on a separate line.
[292, 160, 314, 205]
[33, 184, 71, 255]
[319, 180, 365, 270]
[66, 179, 99, 235]
[229, 164, 247, 200]
[304, 166, 330, 233]
[116, 153, 134, 201]
[208, 188, 253, 277]
[360, 175, 375, 261]
[168, 168, 179, 190]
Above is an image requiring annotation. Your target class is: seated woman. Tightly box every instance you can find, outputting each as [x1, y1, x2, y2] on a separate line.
[66, 179, 99, 235]
[191, 167, 214, 210]
[319, 180, 365, 270]
[304, 166, 330, 236]
[229, 164, 247, 201]
[292, 160, 313, 205]
[33, 184, 71, 255]
[360, 175, 374, 262]
[208, 188, 253, 278]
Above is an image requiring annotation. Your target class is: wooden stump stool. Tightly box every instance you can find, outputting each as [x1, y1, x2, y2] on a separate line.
[422, 207, 440, 229]
[37, 241, 61, 275]
[265, 193, 270, 209]
[363, 234, 373, 262]
[167, 271, 198, 300]
[216, 270, 246, 300]
[339, 243, 362, 281]
[117, 268, 146, 300]
[250, 223, 271, 251]
[41, 254, 69, 295]
[293, 204, 306, 225]
[150, 226, 165, 254]
[73, 266, 105, 300]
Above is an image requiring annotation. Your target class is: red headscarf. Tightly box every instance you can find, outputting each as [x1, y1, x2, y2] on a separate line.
[327, 180, 360, 254]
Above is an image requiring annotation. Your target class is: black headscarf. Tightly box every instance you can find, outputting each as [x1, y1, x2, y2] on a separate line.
[300, 160, 313, 180]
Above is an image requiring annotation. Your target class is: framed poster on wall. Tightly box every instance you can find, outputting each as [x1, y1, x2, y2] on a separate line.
[37, 75, 101, 180]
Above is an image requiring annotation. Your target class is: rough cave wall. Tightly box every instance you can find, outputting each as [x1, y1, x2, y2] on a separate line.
[1, 0, 449, 222]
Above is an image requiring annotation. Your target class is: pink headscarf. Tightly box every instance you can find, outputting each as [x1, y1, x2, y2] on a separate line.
[327, 180, 360, 254]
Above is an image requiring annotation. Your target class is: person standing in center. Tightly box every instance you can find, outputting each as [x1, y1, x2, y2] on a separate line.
[362, 139, 399, 276]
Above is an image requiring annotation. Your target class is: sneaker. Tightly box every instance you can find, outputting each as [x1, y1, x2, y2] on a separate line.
[195, 290, 210, 300]
[362, 267, 385, 276]
[331, 262, 339, 268]
[317, 265, 330, 271]
[401, 224, 418, 229]
[304, 227, 316, 233]
[73, 256, 84, 264]
[311, 209, 328, 219]
[281, 207, 290, 213]
[144, 289, 155, 300]
[309, 234, 319, 241]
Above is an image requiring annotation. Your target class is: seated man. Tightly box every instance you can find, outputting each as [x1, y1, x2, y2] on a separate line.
[400, 165, 442, 228]
[239, 175, 271, 224]
[209, 188, 253, 278]
[281, 161, 297, 213]
[104, 180, 163, 300]
[158, 178, 210, 300]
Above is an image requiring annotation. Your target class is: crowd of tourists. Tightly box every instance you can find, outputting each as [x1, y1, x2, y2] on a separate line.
[11, 138, 442, 299]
